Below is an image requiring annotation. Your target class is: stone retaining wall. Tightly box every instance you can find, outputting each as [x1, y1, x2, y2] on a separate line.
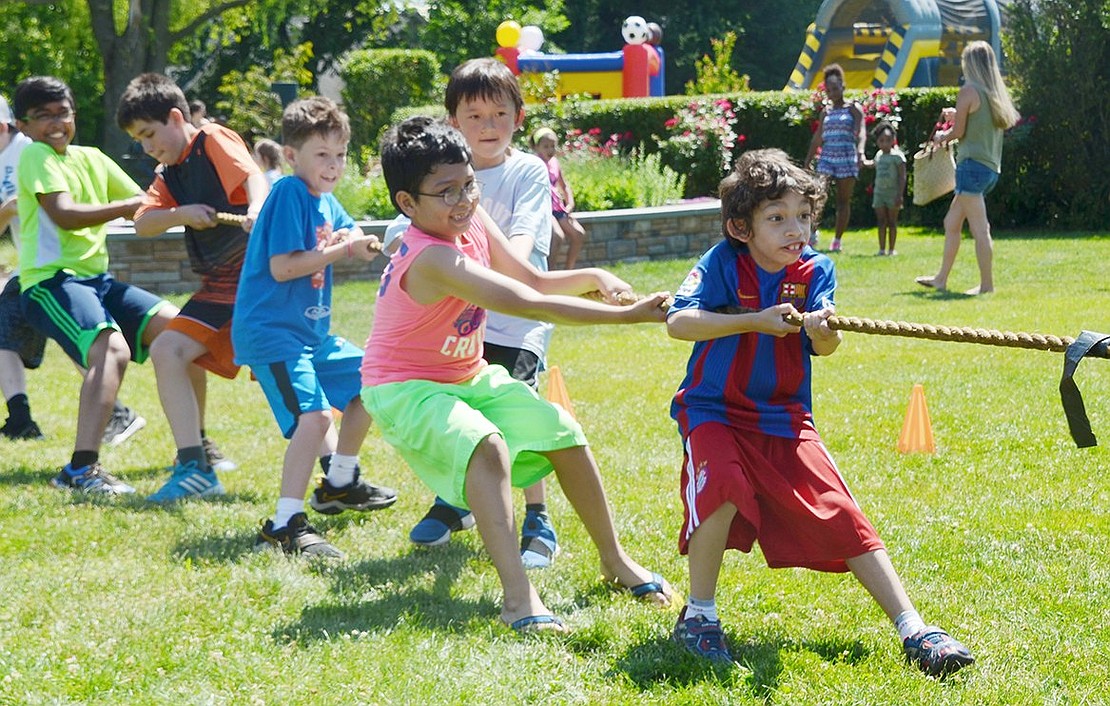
[105, 200, 722, 295]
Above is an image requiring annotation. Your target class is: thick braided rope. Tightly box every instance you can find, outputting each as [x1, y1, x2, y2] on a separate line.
[783, 311, 1074, 353]
[216, 212, 382, 252]
[591, 290, 1091, 355]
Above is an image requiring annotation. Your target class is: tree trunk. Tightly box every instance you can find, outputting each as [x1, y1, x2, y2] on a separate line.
[87, 0, 172, 161]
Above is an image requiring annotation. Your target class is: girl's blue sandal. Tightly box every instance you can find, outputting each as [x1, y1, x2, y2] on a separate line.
[508, 614, 567, 634]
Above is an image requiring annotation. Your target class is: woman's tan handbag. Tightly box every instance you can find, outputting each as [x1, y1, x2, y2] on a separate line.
[912, 141, 956, 206]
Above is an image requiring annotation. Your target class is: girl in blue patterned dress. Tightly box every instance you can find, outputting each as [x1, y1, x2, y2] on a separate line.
[804, 64, 865, 253]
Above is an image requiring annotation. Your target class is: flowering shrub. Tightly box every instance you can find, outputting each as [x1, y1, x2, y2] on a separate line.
[784, 83, 903, 136]
[655, 98, 745, 197]
[561, 127, 634, 158]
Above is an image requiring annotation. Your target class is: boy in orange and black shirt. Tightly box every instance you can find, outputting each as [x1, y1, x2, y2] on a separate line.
[117, 72, 270, 502]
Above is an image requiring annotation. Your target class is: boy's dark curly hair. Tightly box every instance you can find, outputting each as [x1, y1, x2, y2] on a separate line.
[718, 148, 827, 240]
[379, 116, 472, 211]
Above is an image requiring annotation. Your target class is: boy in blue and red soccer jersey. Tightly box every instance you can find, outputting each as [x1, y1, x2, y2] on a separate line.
[666, 149, 974, 678]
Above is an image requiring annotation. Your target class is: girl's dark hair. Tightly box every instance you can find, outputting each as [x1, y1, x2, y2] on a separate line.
[379, 116, 472, 211]
[718, 149, 826, 240]
[823, 64, 845, 82]
[870, 119, 897, 140]
[13, 76, 74, 122]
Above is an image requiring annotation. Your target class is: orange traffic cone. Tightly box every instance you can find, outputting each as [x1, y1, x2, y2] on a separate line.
[545, 365, 576, 419]
[897, 383, 935, 454]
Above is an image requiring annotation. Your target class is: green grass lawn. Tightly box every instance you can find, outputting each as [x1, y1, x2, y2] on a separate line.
[2, 227, 1108, 704]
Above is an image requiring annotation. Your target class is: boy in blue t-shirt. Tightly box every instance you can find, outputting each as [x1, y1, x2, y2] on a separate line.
[667, 149, 974, 677]
[232, 97, 396, 557]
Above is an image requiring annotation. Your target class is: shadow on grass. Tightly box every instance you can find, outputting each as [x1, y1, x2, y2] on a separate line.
[0, 464, 53, 487]
[168, 509, 395, 563]
[606, 632, 869, 698]
[273, 542, 496, 644]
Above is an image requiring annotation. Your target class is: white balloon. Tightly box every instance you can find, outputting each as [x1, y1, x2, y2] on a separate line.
[519, 25, 545, 53]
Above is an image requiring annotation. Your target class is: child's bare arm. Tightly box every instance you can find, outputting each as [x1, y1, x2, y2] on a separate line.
[481, 207, 630, 301]
[37, 191, 142, 231]
[667, 302, 801, 341]
[240, 172, 270, 232]
[133, 203, 218, 236]
[408, 244, 667, 325]
[0, 197, 16, 235]
[896, 160, 907, 206]
[268, 226, 380, 281]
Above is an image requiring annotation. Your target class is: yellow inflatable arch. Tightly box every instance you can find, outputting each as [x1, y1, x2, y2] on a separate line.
[785, 0, 1003, 90]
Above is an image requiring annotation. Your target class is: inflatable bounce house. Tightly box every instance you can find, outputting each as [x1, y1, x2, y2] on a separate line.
[494, 17, 665, 100]
[785, 0, 1003, 90]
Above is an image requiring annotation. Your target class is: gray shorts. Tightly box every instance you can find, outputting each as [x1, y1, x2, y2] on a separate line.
[0, 276, 47, 369]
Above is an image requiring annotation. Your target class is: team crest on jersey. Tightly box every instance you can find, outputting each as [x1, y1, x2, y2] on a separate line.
[454, 304, 485, 337]
[779, 281, 808, 310]
[676, 268, 702, 297]
[695, 460, 709, 494]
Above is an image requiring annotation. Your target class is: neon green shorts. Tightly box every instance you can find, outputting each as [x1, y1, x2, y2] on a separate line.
[362, 364, 586, 510]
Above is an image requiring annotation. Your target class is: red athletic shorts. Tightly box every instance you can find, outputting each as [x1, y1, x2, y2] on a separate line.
[678, 422, 884, 572]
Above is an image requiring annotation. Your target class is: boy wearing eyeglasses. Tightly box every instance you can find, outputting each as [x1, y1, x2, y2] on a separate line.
[13, 75, 177, 494]
[386, 60, 564, 568]
[365, 116, 675, 633]
[232, 96, 397, 557]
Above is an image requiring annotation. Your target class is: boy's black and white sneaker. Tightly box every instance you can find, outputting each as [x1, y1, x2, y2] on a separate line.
[1, 418, 44, 440]
[102, 406, 146, 447]
[202, 437, 237, 472]
[309, 470, 397, 515]
[254, 512, 343, 558]
[903, 626, 975, 677]
[50, 462, 136, 495]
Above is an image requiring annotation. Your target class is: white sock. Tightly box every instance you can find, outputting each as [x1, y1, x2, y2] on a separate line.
[272, 497, 304, 530]
[894, 609, 926, 640]
[326, 453, 359, 487]
[685, 597, 719, 622]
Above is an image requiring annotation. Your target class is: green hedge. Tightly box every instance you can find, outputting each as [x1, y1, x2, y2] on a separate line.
[392, 88, 961, 226]
[340, 49, 444, 164]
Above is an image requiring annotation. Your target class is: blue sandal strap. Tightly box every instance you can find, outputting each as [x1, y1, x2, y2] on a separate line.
[629, 572, 666, 598]
[510, 614, 565, 632]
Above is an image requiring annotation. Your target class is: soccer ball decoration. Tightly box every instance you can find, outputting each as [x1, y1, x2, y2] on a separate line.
[621, 15, 649, 45]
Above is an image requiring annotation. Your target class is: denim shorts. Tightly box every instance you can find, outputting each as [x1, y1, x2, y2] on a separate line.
[955, 159, 999, 195]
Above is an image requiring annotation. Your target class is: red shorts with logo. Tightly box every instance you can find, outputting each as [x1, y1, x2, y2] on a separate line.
[678, 422, 884, 572]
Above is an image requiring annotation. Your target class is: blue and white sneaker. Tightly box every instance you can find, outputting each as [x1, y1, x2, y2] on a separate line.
[409, 497, 475, 546]
[51, 462, 135, 495]
[520, 509, 559, 569]
[147, 460, 224, 503]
